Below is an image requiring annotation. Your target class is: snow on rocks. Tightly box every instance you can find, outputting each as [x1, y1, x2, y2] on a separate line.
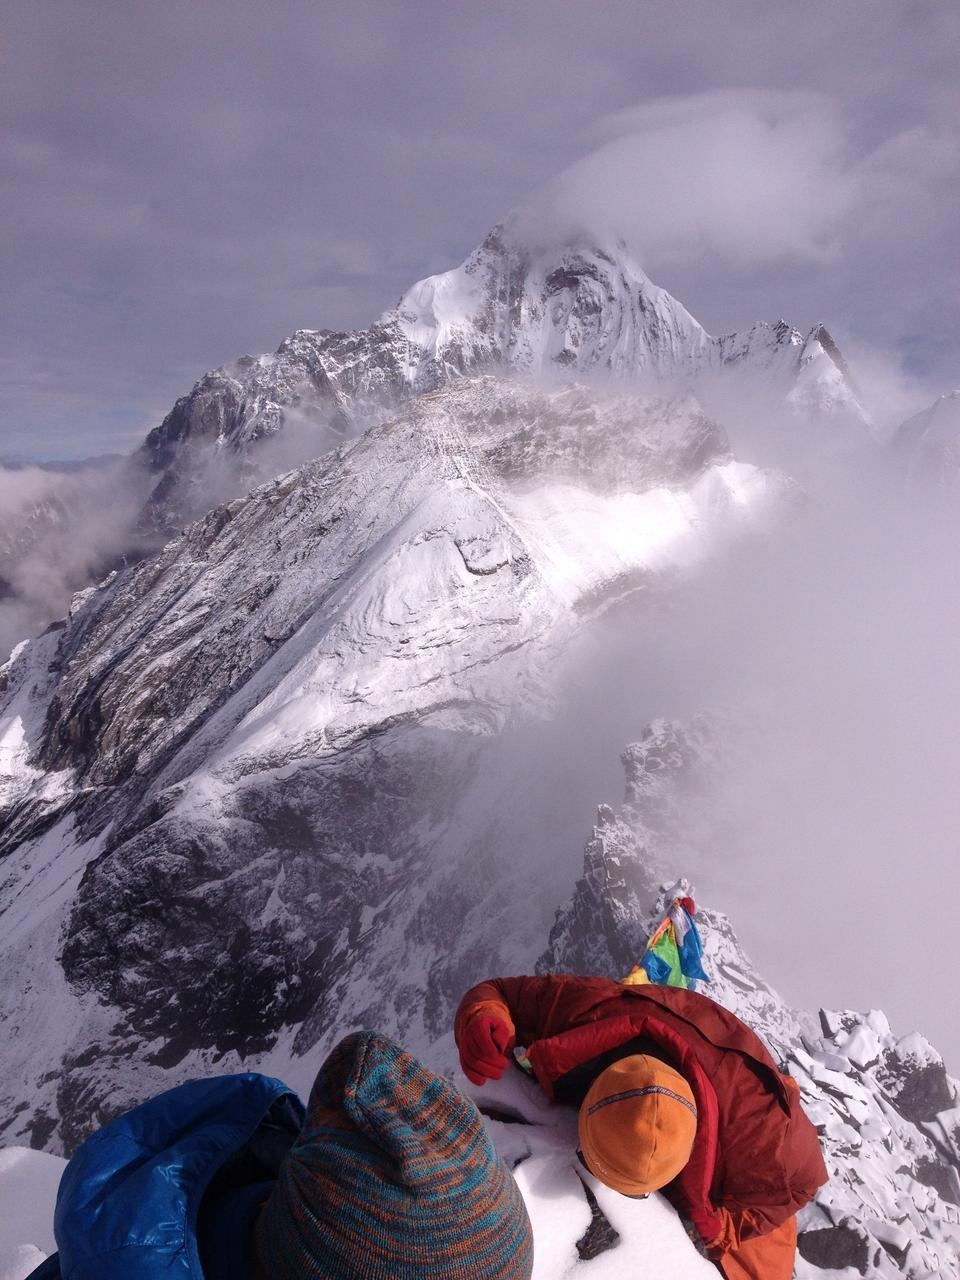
[30, 382, 781, 796]
[837, 1024, 882, 1070]
[544, 718, 960, 1278]
[140, 217, 866, 533]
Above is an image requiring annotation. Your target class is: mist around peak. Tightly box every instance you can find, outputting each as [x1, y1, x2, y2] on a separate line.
[541, 401, 960, 1072]
[0, 457, 155, 663]
[506, 91, 858, 278]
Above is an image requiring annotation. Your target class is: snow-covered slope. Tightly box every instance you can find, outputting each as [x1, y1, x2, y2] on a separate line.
[139, 219, 866, 531]
[0, 379, 786, 1152]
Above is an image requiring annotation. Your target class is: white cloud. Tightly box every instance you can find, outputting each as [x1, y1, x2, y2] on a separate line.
[517, 90, 860, 266]
[516, 88, 960, 290]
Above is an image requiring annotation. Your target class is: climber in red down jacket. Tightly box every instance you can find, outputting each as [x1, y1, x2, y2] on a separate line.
[455, 974, 828, 1280]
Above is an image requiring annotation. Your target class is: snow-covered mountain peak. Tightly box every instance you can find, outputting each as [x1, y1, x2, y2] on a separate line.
[895, 388, 960, 481]
[0, 376, 794, 1158]
[131, 214, 867, 533]
[388, 216, 709, 386]
[6, 379, 781, 810]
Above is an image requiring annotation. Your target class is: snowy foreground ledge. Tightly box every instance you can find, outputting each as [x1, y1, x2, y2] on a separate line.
[0, 1147, 63, 1280]
[0, 1068, 854, 1280]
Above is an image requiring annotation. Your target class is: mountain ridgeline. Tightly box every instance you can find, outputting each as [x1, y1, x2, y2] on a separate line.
[135, 219, 866, 533]
[2, 216, 959, 1278]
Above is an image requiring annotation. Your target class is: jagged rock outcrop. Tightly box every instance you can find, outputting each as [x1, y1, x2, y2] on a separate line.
[135, 336, 352, 535]
[543, 718, 960, 1278]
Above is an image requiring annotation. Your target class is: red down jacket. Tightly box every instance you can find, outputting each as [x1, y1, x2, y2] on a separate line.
[455, 975, 827, 1273]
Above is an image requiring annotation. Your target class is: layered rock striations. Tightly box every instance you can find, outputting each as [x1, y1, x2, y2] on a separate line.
[0, 379, 784, 1148]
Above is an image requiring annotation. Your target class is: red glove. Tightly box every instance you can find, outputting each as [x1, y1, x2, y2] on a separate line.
[459, 1014, 513, 1086]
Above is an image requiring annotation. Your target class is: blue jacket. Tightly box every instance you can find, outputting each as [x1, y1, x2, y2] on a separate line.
[28, 1073, 305, 1280]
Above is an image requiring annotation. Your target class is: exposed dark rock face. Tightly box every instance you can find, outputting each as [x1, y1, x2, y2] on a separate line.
[540, 717, 718, 979]
[912, 1156, 960, 1206]
[798, 1224, 871, 1275]
[575, 1179, 622, 1261]
[808, 324, 858, 390]
[888, 1061, 956, 1124]
[61, 732, 472, 1062]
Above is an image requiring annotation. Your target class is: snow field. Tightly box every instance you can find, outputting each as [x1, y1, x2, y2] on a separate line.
[0, 1147, 64, 1279]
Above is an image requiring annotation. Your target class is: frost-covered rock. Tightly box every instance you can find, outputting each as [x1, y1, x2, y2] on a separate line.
[543, 719, 960, 1278]
[136, 333, 352, 534]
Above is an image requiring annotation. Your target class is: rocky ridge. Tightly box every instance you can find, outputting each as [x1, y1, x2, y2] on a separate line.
[543, 719, 960, 1278]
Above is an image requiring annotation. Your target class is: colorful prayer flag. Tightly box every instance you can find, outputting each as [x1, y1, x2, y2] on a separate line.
[628, 890, 709, 989]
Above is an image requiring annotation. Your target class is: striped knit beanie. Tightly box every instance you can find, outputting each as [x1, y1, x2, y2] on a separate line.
[577, 1054, 697, 1197]
[254, 1031, 534, 1280]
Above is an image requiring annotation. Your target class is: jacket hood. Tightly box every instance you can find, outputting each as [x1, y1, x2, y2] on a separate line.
[46, 1073, 302, 1280]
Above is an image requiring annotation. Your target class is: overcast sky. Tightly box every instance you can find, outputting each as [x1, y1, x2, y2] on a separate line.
[3, 0, 959, 459]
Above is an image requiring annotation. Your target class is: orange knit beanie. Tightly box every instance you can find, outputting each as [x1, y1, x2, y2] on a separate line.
[577, 1055, 697, 1197]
